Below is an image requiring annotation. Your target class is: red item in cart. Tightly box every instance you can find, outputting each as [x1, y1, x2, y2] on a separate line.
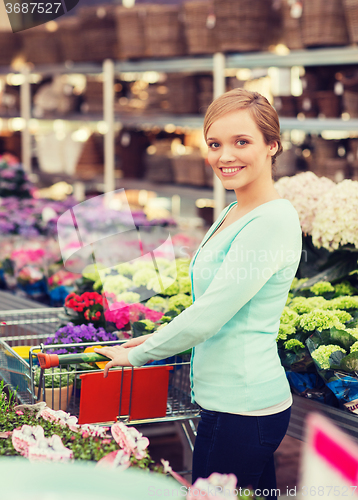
[78, 365, 172, 424]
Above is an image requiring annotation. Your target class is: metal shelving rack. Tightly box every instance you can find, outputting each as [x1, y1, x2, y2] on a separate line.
[2, 45, 358, 441]
[3, 46, 358, 218]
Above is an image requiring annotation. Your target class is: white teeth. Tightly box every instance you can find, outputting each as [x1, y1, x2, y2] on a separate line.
[221, 167, 242, 173]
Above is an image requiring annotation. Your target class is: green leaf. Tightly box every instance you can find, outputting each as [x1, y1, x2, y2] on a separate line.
[163, 310, 178, 318]
[296, 254, 358, 290]
[329, 327, 357, 350]
[131, 321, 147, 338]
[329, 350, 346, 369]
[340, 351, 358, 372]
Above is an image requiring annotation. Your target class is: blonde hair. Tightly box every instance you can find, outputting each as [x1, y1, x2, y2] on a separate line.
[204, 88, 283, 166]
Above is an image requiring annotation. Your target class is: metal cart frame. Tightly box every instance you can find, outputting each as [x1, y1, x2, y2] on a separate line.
[0, 306, 200, 476]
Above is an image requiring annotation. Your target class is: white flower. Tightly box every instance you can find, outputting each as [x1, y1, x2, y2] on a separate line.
[275, 171, 335, 234]
[97, 449, 131, 470]
[111, 421, 149, 459]
[311, 179, 358, 251]
[28, 434, 73, 463]
[188, 473, 238, 500]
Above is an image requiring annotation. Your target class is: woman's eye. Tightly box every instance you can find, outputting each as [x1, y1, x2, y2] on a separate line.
[208, 142, 220, 149]
[237, 140, 247, 146]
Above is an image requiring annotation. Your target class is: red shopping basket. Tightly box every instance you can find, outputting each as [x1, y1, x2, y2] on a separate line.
[78, 365, 173, 424]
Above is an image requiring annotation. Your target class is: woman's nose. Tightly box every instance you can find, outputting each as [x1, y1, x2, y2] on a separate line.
[219, 146, 237, 163]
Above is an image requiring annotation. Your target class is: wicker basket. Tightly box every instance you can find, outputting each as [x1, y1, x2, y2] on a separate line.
[266, 0, 284, 48]
[315, 91, 342, 118]
[171, 155, 207, 187]
[0, 32, 22, 66]
[182, 1, 217, 55]
[166, 74, 198, 114]
[57, 18, 84, 63]
[144, 4, 186, 58]
[343, 0, 358, 43]
[21, 25, 61, 65]
[213, 0, 271, 53]
[205, 164, 214, 187]
[144, 154, 173, 183]
[115, 5, 147, 60]
[317, 158, 348, 181]
[349, 159, 358, 181]
[273, 96, 297, 117]
[301, 0, 349, 48]
[76, 134, 103, 180]
[296, 93, 318, 118]
[81, 77, 104, 114]
[281, 0, 303, 50]
[343, 90, 358, 118]
[78, 5, 118, 61]
[348, 139, 358, 163]
[311, 137, 340, 160]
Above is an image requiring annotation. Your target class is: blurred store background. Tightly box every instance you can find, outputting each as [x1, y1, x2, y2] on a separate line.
[2, 0, 358, 492]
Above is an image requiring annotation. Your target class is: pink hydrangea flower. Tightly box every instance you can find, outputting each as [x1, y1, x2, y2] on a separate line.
[28, 434, 73, 463]
[111, 422, 149, 460]
[96, 449, 131, 470]
[187, 473, 238, 500]
[38, 408, 78, 430]
[80, 424, 108, 438]
[12, 425, 45, 457]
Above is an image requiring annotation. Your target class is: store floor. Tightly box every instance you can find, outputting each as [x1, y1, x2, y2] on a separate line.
[147, 429, 302, 491]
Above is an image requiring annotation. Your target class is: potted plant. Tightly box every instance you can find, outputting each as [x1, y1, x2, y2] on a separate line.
[34, 367, 75, 412]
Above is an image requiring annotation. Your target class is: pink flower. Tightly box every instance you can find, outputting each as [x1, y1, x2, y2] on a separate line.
[102, 439, 112, 445]
[187, 473, 238, 500]
[111, 422, 149, 460]
[12, 425, 45, 457]
[96, 449, 131, 470]
[38, 408, 78, 429]
[82, 431, 89, 438]
[15, 410, 24, 416]
[28, 434, 73, 463]
[161, 459, 191, 488]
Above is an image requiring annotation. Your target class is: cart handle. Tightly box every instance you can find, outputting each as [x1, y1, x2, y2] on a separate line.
[37, 351, 111, 369]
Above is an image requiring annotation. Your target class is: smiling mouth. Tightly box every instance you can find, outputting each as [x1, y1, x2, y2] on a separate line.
[220, 166, 246, 173]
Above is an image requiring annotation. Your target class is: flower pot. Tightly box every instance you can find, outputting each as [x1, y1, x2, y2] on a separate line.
[36, 384, 73, 412]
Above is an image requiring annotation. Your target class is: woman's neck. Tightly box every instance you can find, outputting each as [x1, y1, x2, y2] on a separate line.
[233, 178, 280, 214]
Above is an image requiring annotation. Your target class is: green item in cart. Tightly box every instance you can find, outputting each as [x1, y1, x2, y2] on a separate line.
[37, 351, 112, 369]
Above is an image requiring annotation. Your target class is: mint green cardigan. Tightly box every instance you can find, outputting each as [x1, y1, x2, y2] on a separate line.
[128, 199, 302, 412]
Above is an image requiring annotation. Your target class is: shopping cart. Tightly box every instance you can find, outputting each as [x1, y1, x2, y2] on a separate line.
[0, 307, 200, 469]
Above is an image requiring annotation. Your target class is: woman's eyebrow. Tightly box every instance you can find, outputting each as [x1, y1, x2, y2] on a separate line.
[206, 134, 253, 141]
[232, 134, 253, 139]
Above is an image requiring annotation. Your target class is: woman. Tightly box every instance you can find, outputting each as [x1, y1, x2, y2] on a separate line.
[94, 88, 302, 497]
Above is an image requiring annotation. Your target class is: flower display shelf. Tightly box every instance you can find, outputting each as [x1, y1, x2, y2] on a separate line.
[288, 393, 358, 444]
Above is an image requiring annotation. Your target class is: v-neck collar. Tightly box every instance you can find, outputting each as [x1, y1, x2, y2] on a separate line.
[201, 202, 237, 249]
[197, 198, 292, 252]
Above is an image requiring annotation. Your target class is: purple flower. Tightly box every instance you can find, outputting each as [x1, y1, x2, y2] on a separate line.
[45, 322, 117, 354]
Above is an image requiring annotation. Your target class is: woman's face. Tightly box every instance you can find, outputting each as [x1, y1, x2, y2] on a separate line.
[206, 109, 278, 192]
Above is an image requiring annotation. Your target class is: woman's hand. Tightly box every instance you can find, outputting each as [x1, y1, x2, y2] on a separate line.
[94, 345, 133, 378]
[122, 333, 154, 349]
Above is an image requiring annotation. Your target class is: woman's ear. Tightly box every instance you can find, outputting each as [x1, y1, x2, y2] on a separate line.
[268, 141, 279, 157]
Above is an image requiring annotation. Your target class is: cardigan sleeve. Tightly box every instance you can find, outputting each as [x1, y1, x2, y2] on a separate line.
[128, 210, 301, 367]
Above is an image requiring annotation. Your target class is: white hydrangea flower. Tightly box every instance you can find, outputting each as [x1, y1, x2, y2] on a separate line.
[275, 171, 335, 235]
[311, 179, 358, 251]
